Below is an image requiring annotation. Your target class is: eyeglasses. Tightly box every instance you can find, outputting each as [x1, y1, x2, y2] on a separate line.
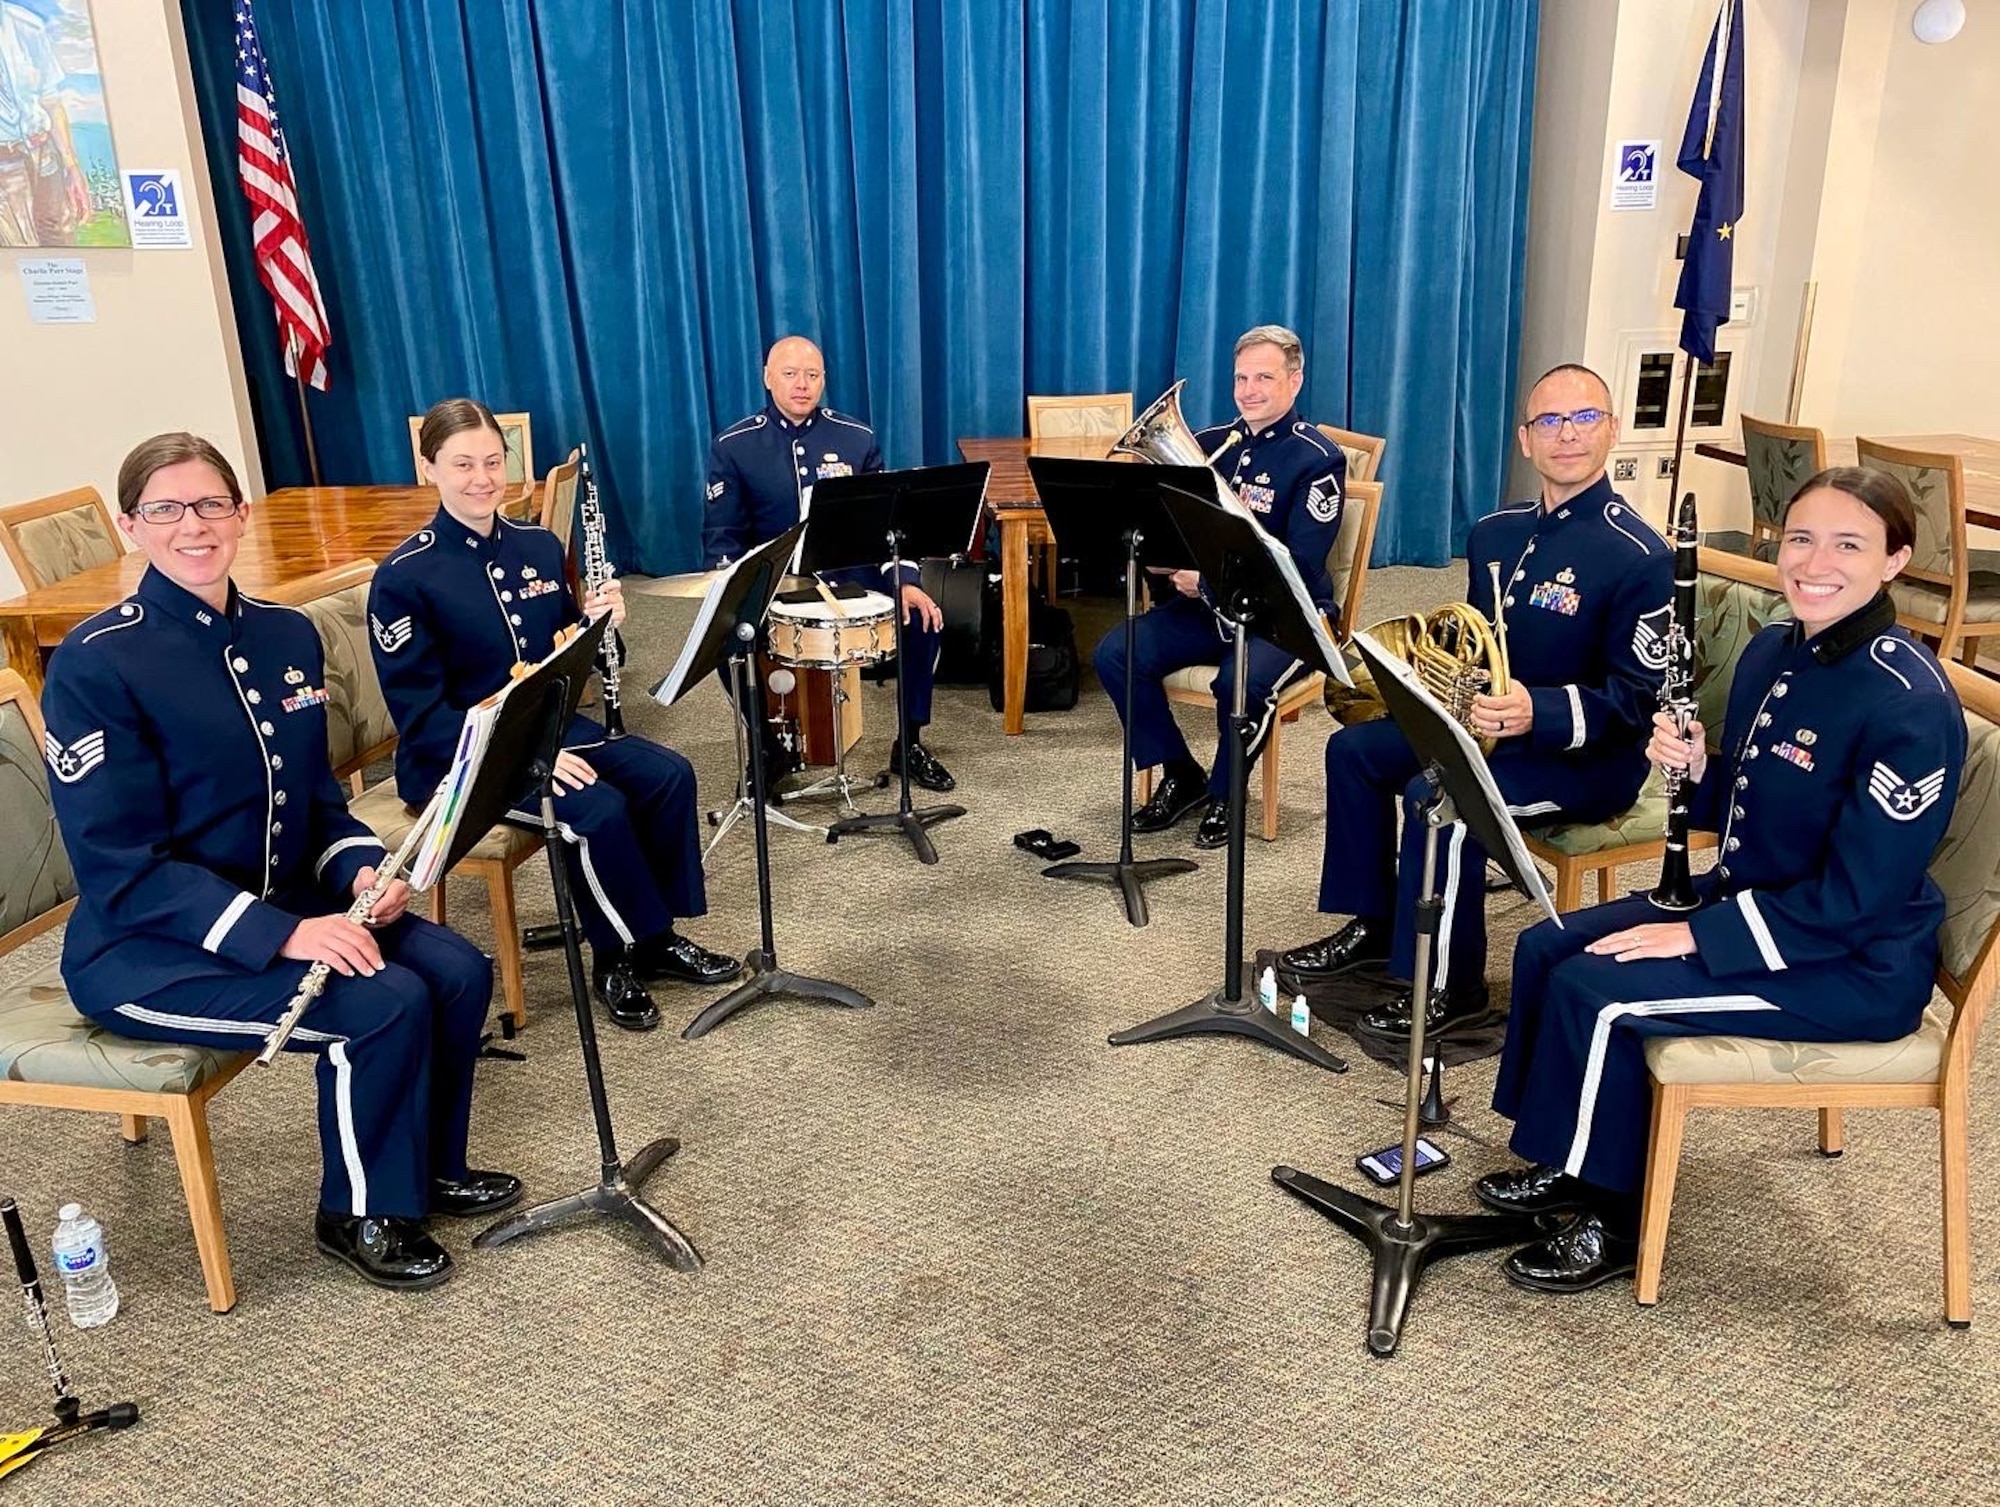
[132, 497, 241, 524]
[1525, 408, 1610, 437]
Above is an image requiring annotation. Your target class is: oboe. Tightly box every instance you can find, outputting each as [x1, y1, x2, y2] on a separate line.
[576, 443, 628, 739]
[256, 786, 448, 1064]
[1650, 490, 1702, 912]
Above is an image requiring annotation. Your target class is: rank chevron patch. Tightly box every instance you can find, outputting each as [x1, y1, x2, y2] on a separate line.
[1867, 761, 1947, 821]
[372, 613, 413, 653]
[43, 728, 106, 783]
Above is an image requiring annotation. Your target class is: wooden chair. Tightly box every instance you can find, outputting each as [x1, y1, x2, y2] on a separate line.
[1026, 392, 1133, 440]
[267, 563, 543, 1033]
[1137, 479, 1383, 840]
[1315, 423, 1387, 485]
[1522, 548, 1784, 907]
[540, 445, 583, 553]
[0, 486, 121, 592]
[0, 668, 249, 1313]
[1741, 414, 1825, 553]
[408, 411, 539, 520]
[1866, 438, 2000, 669]
[1636, 659, 2000, 1326]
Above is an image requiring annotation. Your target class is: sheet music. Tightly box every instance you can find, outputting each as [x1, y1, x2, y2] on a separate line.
[655, 555, 752, 707]
[1199, 469, 1350, 687]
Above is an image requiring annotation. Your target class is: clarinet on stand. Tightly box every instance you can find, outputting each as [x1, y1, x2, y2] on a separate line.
[1650, 490, 1702, 912]
[577, 444, 627, 739]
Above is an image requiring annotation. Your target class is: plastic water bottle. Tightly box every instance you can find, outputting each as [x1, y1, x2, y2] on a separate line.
[50, 1205, 118, 1329]
[1290, 994, 1313, 1037]
[1257, 966, 1278, 1013]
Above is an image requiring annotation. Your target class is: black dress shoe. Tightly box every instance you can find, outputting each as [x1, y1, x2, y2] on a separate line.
[430, 1169, 524, 1219]
[1192, 799, 1232, 850]
[1358, 982, 1490, 1037]
[633, 930, 743, 987]
[1131, 769, 1209, 833]
[314, 1211, 454, 1291]
[1502, 1212, 1638, 1294]
[592, 951, 661, 1031]
[1473, 1163, 1589, 1217]
[888, 738, 956, 793]
[1280, 918, 1392, 977]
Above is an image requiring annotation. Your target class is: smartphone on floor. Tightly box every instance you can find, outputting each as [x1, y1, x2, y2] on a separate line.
[1356, 1136, 1450, 1186]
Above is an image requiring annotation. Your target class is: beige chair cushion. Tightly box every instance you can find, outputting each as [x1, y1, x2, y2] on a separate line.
[0, 698, 75, 936]
[1531, 770, 1669, 856]
[1163, 665, 1218, 696]
[0, 963, 245, 1094]
[294, 585, 398, 773]
[348, 780, 543, 864]
[1930, 708, 2000, 982]
[14, 506, 117, 588]
[1646, 1002, 1949, 1087]
[1887, 577, 2000, 627]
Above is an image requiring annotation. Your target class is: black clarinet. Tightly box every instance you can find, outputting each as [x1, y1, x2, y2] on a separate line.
[576, 444, 627, 738]
[1650, 490, 1701, 912]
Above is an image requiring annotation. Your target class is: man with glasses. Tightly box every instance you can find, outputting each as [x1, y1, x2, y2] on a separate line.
[1093, 323, 1348, 851]
[1277, 363, 1672, 1037]
[703, 334, 957, 793]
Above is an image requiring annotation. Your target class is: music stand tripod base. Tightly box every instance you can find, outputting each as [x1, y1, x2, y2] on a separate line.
[1041, 854, 1196, 928]
[1270, 1166, 1534, 1357]
[1109, 986, 1349, 1072]
[475, 1134, 700, 1271]
[681, 947, 876, 1040]
[827, 801, 966, 866]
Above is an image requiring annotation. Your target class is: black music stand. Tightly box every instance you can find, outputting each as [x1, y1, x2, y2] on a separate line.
[467, 613, 704, 1272]
[651, 526, 875, 1041]
[1025, 456, 1211, 926]
[1271, 633, 1559, 1356]
[1107, 483, 1352, 1070]
[800, 463, 988, 864]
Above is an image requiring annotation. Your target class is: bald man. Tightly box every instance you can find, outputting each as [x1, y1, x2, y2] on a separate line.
[702, 337, 955, 792]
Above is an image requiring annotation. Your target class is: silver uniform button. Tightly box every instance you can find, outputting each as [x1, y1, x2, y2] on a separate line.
[517, 636, 527, 648]
[271, 822, 282, 836]
[247, 689, 261, 704]
[1732, 805, 1745, 819]
[491, 565, 504, 579]
[1746, 746, 1759, 759]
[1757, 713, 1772, 727]
[1717, 864, 1731, 881]
[232, 656, 249, 672]
[269, 854, 280, 867]
[1513, 570, 1525, 582]
[271, 755, 284, 771]
[275, 790, 287, 806]
[1726, 837, 1740, 852]
[1504, 596, 1515, 609]
[511, 614, 523, 626]
[502, 591, 513, 602]
[1773, 683, 1789, 698]
[260, 720, 274, 736]
[1735, 775, 1749, 789]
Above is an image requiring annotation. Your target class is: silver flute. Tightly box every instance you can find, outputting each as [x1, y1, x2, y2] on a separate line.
[256, 788, 447, 1065]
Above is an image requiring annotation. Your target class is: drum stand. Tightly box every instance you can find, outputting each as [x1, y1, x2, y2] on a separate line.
[705, 668, 826, 860]
[778, 663, 882, 820]
[684, 628, 876, 1039]
[828, 530, 964, 865]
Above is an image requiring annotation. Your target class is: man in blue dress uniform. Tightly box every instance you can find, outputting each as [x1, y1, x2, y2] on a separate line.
[1279, 364, 1672, 1035]
[704, 334, 957, 792]
[42, 432, 518, 1290]
[1092, 324, 1348, 850]
[371, 401, 740, 1034]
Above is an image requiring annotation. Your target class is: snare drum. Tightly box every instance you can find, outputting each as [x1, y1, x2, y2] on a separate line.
[766, 589, 897, 669]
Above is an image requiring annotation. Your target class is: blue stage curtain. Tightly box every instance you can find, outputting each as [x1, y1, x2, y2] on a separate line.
[184, 1, 1536, 572]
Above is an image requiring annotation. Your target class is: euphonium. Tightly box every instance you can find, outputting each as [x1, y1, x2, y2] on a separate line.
[1325, 566, 1512, 753]
[1112, 380, 1244, 471]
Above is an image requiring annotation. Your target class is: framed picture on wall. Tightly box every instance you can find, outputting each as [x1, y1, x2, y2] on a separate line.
[1, 0, 130, 248]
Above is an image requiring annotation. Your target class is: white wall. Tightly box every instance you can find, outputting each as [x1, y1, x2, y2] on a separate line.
[0, 0, 258, 601]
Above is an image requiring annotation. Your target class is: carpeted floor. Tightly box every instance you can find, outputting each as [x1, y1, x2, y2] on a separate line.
[2, 563, 1994, 1506]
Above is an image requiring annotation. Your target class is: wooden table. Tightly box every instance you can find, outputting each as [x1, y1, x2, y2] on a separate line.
[1694, 432, 2000, 529]
[958, 435, 1120, 734]
[0, 485, 443, 690]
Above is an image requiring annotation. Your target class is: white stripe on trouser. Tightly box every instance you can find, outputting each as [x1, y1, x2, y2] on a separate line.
[1429, 822, 1469, 991]
[329, 1041, 368, 1214]
[557, 821, 636, 946]
[1243, 657, 1307, 765]
[114, 1002, 335, 1045]
[1563, 995, 1779, 1175]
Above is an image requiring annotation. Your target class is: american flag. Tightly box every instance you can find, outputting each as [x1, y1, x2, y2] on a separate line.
[234, 1, 331, 389]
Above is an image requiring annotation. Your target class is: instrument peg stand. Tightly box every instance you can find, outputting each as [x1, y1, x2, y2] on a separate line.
[682, 626, 876, 1039]
[704, 656, 826, 861]
[830, 526, 965, 864]
[1109, 583, 1346, 1070]
[1043, 526, 1197, 925]
[474, 677, 701, 1271]
[1273, 776, 1536, 1356]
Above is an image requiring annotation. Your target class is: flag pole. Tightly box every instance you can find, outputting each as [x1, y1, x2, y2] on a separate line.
[288, 329, 323, 488]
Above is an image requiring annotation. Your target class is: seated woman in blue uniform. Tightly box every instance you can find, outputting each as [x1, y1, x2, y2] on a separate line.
[1479, 466, 1965, 1293]
[370, 400, 740, 1033]
[41, 433, 518, 1292]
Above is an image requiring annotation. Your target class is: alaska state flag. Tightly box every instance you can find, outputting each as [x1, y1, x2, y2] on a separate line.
[1673, 0, 1745, 363]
